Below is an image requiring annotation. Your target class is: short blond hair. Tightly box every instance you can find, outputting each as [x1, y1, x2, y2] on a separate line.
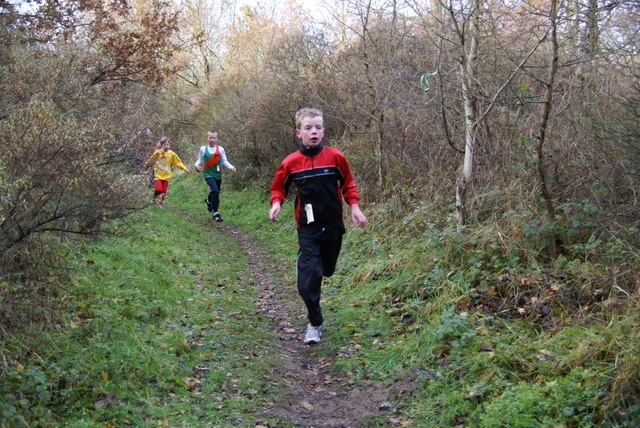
[295, 108, 323, 129]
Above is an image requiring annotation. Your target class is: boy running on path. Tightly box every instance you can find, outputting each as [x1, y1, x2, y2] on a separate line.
[194, 130, 237, 222]
[268, 108, 368, 344]
[146, 137, 189, 208]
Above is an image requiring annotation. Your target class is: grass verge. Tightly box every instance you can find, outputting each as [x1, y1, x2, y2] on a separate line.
[2, 171, 639, 427]
[1, 173, 294, 427]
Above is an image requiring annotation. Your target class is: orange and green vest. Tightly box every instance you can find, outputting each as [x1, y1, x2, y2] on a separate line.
[202, 145, 222, 179]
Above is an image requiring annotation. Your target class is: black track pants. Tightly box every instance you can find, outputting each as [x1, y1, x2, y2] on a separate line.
[205, 177, 222, 212]
[296, 235, 342, 327]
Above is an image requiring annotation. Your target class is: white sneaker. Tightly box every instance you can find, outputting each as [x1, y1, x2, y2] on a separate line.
[304, 324, 322, 344]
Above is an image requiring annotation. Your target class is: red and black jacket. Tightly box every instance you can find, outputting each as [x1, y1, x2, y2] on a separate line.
[270, 143, 360, 238]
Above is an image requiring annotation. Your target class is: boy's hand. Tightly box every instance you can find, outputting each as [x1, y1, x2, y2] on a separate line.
[269, 202, 281, 222]
[194, 165, 203, 172]
[350, 204, 368, 227]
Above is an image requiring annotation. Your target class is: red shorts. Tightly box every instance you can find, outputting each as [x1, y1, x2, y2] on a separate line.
[154, 179, 169, 193]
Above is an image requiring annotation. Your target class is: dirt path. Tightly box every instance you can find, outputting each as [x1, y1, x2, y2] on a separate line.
[218, 223, 412, 428]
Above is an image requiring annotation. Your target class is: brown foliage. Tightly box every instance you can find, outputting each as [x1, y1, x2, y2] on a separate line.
[0, 0, 186, 332]
[4, 0, 183, 85]
[0, 95, 152, 333]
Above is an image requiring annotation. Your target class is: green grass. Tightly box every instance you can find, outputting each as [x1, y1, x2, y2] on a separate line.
[2, 172, 640, 427]
[1, 173, 295, 427]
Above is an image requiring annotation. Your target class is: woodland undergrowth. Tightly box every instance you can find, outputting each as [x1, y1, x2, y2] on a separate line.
[1, 172, 639, 427]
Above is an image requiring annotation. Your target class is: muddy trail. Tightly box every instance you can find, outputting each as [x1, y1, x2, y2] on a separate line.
[209, 221, 420, 428]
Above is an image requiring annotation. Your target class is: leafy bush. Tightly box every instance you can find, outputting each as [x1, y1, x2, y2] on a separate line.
[476, 369, 603, 427]
[433, 305, 477, 350]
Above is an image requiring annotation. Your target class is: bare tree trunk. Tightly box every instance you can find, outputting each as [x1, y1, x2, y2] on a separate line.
[371, 109, 384, 188]
[430, 0, 440, 16]
[358, 1, 385, 189]
[566, 0, 579, 43]
[584, 0, 599, 57]
[455, 0, 480, 225]
[536, 0, 560, 252]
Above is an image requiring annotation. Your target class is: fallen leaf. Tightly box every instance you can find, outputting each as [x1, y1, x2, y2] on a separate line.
[94, 393, 115, 408]
[603, 299, 620, 309]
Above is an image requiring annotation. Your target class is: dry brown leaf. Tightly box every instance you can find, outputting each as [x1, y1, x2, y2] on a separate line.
[603, 299, 620, 309]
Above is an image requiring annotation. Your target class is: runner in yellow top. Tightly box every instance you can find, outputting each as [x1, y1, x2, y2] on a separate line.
[146, 137, 189, 208]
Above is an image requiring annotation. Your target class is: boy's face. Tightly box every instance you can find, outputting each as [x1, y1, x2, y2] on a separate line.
[296, 116, 324, 148]
[162, 141, 171, 151]
[207, 132, 218, 146]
